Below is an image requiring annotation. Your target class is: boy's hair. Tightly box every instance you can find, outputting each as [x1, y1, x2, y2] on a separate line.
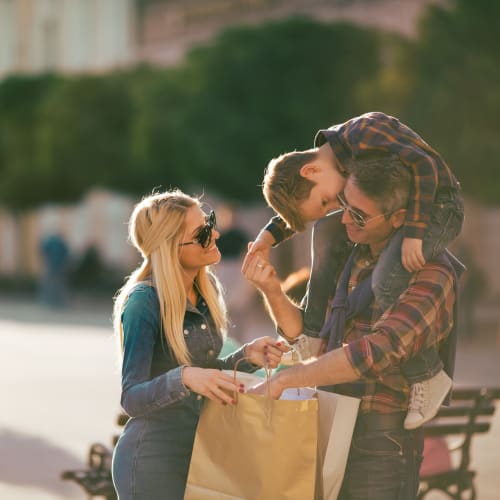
[263, 150, 318, 232]
[347, 153, 411, 214]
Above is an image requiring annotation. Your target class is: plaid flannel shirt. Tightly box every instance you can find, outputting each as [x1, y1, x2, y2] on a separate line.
[334, 245, 455, 414]
[265, 112, 459, 243]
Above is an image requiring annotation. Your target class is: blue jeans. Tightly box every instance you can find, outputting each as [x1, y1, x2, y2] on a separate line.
[112, 396, 203, 500]
[339, 420, 424, 500]
[373, 189, 464, 311]
[302, 210, 349, 338]
[303, 189, 464, 384]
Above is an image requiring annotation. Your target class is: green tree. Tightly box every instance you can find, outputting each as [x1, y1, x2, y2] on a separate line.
[364, 0, 500, 203]
[178, 17, 382, 200]
[0, 18, 383, 208]
[127, 66, 197, 194]
[35, 74, 135, 203]
[0, 74, 58, 209]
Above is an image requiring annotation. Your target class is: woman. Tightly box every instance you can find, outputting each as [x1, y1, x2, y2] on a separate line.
[111, 190, 285, 499]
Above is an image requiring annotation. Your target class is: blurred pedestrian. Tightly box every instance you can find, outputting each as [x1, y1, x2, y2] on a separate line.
[39, 233, 70, 307]
[111, 189, 286, 500]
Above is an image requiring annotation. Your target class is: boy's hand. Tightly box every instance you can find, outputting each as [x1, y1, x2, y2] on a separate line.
[241, 229, 275, 274]
[402, 237, 426, 272]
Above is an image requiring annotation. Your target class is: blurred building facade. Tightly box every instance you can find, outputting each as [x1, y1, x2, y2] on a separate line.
[0, 0, 443, 79]
[0, 189, 138, 277]
[135, 0, 443, 67]
[0, 0, 134, 78]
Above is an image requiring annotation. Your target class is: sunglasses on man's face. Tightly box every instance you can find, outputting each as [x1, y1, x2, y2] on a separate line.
[179, 210, 216, 248]
[336, 192, 392, 228]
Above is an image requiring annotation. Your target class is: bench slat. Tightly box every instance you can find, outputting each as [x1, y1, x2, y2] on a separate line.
[424, 422, 490, 437]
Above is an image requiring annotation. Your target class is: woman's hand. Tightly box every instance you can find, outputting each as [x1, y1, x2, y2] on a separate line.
[182, 367, 240, 405]
[244, 337, 289, 369]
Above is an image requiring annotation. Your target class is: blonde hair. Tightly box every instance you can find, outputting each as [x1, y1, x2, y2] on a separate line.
[113, 189, 227, 365]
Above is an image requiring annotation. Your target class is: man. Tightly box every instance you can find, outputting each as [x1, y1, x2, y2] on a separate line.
[245, 112, 463, 429]
[243, 154, 458, 499]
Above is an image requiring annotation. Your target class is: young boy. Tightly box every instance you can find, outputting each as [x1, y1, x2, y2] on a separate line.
[245, 112, 464, 429]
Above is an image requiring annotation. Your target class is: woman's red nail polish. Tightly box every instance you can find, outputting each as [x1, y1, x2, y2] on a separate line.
[239, 388, 244, 393]
[232, 399, 237, 405]
[276, 342, 282, 346]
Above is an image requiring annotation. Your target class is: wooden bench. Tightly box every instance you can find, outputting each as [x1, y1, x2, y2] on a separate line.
[62, 387, 498, 499]
[61, 442, 117, 500]
[418, 386, 500, 499]
[61, 413, 128, 498]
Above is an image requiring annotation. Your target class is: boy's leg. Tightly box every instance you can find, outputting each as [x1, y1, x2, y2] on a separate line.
[373, 188, 464, 312]
[372, 228, 407, 312]
[401, 348, 451, 430]
[422, 188, 464, 259]
[302, 211, 349, 337]
[401, 347, 443, 385]
[282, 211, 348, 364]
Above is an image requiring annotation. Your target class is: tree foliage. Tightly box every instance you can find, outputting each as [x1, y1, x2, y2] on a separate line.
[0, 6, 499, 209]
[0, 17, 381, 208]
[362, 0, 500, 203]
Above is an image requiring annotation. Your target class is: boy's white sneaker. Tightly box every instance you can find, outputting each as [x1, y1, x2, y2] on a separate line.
[404, 369, 452, 430]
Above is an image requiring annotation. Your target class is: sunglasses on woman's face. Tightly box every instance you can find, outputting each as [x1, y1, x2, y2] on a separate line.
[179, 210, 216, 249]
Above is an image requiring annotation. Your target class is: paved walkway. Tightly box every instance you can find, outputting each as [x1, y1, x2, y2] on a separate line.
[1, 296, 499, 499]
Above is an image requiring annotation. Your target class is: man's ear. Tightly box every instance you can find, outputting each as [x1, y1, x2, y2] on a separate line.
[391, 208, 406, 229]
[299, 162, 320, 179]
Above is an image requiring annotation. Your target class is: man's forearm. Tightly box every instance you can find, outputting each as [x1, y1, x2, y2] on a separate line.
[274, 346, 360, 390]
[262, 288, 304, 340]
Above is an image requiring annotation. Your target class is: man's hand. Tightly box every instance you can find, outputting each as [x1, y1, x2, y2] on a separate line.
[241, 229, 275, 274]
[242, 253, 281, 296]
[402, 237, 426, 272]
[248, 374, 285, 400]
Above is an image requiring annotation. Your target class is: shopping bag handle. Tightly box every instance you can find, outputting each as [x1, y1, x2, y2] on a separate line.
[233, 356, 272, 400]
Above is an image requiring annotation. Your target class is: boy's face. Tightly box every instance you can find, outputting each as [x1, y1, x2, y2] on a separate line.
[297, 156, 346, 222]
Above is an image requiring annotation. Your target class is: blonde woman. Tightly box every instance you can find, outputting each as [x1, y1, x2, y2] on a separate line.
[111, 190, 286, 499]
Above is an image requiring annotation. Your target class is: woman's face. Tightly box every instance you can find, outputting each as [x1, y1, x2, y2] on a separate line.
[178, 205, 221, 272]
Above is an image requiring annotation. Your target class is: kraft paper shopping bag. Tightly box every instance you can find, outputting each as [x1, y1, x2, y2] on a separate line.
[315, 391, 360, 500]
[185, 375, 319, 500]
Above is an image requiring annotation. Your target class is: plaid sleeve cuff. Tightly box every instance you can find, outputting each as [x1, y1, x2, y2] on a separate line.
[403, 224, 427, 240]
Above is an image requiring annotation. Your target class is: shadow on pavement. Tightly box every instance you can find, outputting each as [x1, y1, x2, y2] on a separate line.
[0, 294, 112, 328]
[0, 428, 84, 498]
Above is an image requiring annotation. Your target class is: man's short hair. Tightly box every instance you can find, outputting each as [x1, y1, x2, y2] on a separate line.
[346, 153, 411, 214]
[262, 150, 318, 232]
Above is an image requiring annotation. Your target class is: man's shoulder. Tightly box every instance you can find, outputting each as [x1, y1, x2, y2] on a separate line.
[411, 257, 456, 291]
